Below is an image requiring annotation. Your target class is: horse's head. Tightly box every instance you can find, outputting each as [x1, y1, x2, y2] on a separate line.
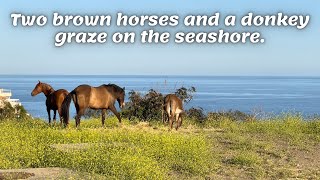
[117, 87, 126, 109]
[31, 81, 43, 96]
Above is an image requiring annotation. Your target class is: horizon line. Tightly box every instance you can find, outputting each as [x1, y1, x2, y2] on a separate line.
[1, 74, 320, 77]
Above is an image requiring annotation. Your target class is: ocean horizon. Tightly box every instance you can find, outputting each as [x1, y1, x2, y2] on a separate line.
[1, 75, 320, 120]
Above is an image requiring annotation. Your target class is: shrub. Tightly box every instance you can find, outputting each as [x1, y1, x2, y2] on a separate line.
[184, 108, 254, 126]
[122, 89, 164, 121]
[122, 87, 197, 122]
[207, 110, 254, 122]
[0, 101, 28, 120]
[186, 107, 207, 123]
[174, 86, 196, 104]
[83, 109, 103, 119]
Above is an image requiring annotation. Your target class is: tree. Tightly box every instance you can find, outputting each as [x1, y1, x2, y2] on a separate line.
[175, 86, 196, 104]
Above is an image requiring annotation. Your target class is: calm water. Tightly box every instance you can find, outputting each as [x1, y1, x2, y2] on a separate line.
[0, 75, 320, 119]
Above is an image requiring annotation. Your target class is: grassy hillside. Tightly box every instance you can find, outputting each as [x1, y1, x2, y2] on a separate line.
[0, 116, 319, 179]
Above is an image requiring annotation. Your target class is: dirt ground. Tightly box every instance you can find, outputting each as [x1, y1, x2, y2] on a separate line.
[0, 168, 103, 180]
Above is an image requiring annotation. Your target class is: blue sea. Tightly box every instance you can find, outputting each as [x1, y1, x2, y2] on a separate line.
[0, 75, 320, 119]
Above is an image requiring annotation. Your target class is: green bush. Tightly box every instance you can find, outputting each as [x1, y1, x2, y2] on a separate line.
[82, 109, 103, 119]
[0, 101, 28, 120]
[207, 110, 254, 122]
[186, 107, 206, 123]
[122, 87, 196, 122]
[121, 89, 164, 121]
[174, 86, 196, 104]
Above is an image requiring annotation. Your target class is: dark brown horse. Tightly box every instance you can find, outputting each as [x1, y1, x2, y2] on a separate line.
[162, 94, 184, 130]
[31, 81, 69, 124]
[62, 84, 125, 127]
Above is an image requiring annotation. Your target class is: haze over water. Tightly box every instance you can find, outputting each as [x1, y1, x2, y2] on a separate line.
[0, 75, 319, 119]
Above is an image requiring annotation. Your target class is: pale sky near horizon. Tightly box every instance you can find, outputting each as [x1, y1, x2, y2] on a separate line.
[0, 0, 319, 76]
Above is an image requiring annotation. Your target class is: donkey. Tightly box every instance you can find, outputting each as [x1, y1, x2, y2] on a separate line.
[31, 81, 69, 124]
[162, 94, 184, 130]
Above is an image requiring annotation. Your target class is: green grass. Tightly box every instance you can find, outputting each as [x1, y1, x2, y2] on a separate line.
[227, 151, 263, 166]
[0, 118, 212, 179]
[0, 115, 319, 179]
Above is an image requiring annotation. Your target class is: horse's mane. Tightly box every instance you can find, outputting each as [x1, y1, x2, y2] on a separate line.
[41, 83, 55, 93]
[103, 84, 124, 93]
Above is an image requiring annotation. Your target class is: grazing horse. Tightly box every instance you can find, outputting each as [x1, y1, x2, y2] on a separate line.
[31, 81, 69, 124]
[61, 84, 125, 127]
[162, 94, 184, 130]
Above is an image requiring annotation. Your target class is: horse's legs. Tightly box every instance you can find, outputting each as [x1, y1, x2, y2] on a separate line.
[53, 110, 57, 124]
[175, 114, 179, 130]
[169, 115, 174, 130]
[176, 114, 182, 130]
[75, 114, 81, 127]
[109, 105, 121, 123]
[162, 110, 169, 124]
[75, 108, 85, 127]
[101, 109, 106, 126]
[58, 107, 63, 125]
[168, 110, 175, 130]
[178, 115, 182, 128]
[47, 108, 51, 124]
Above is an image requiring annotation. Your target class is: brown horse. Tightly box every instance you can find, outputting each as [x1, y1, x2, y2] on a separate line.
[61, 84, 125, 127]
[162, 94, 184, 130]
[31, 81, 69, 124]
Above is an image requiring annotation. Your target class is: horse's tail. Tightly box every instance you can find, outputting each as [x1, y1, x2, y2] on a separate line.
[169, 97, 172, 116]
[61, 90, 74, 126]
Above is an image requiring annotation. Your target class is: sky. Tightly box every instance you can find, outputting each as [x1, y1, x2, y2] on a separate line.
[0, 0, 319, 76]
